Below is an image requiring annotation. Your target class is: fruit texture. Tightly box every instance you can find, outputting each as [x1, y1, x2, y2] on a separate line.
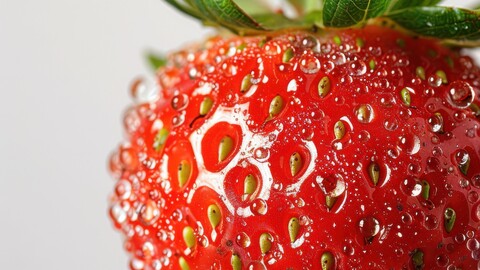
[108, 1, 480, 269]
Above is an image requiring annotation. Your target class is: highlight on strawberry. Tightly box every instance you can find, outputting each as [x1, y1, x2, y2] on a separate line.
[108, 1, 480, 269]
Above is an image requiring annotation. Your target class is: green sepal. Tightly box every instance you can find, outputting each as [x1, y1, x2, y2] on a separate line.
[323, 0, 389, 27]
[146, 53, 167, 71]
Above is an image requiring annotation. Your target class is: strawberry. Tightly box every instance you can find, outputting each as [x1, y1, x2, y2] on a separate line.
[108, 1, 480, 269]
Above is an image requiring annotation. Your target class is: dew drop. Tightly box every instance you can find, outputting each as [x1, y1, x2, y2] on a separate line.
[358, 216, 381, 243]
[171, 93, 189, 111]
[348, 60, 367, 76]
[115, 179, 132, 200]
[236, 232, 251, 248]
[447, 81, 475, 108]
[400, 177, 422, 196]
[130, 78, 160, 103]
[299, 53, 321, 74]
[355, 104, 374, 123]
[250, 198, 268, 215]
[397, 134, 420, 155]
[139, 200, 160, 226]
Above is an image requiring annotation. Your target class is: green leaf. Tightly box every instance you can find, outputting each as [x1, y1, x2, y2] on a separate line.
[386, 0, 442, 12]
[287, 0, 323, 16]
[165, 0, 204, 20]
[323, 0, 390, 27]
[193, 0, 265, 32]
[388, 7, 480, 41]
[146, 53, 167, 71]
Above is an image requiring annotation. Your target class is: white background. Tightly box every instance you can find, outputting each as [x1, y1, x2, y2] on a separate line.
[0, 0, 477, 269]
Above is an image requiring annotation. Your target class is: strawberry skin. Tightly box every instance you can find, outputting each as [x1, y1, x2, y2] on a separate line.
[109, 25, 480, 269]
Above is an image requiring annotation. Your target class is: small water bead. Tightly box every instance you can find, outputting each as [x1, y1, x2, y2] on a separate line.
[323, 61, 335, 73]
[447, 81, 475, 108]
[436, 254, 449, 267]
[467, 230, 476, 238]
[348, 60, 367, 76]
[397, 134, 420, 155]
[110, 202, 128, 224]
[343, 243, 355, 256]
[400, 177, 422, 196]
[401, 213, 413, 225]
[472, 175, 480, 188]
[384, 118, 399, 131]
[254, 147, 270, 162]
[250, 198, 268, 215]
[424, 214, 439, 230]
[130, 78, 160, 103]
[467, 238, 480, 251]
[455, 149, 470, 166]
[460, 178, 470, 188]
[428, 113, 444, 133]
[299, 53, 321, 74]
[358, 216, 381, 242]
[428, 75, 443, 87]
[330, 52, 346, 65]
[468, 191, 479, 203]
[316, 174, 346, 197]
[301, 36, 320, 52]
[171, 114, 185, 127]
[236, 232, 251, 248]
[357, 130, 370, 142]
[455, 233, 466, 243]
[355, 104, 374, 124]
[139, 200, 160, 226]
[171, 93, 189, 111]
[115, 179, 133, 200]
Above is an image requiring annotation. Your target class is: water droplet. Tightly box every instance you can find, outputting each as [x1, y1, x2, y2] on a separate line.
[139, 200, 160, 226]
[355, 104, 374, 123]
[428, 113, 444, 133]
[236, 232, 251, 248]
[397, 134, 420, 155]
[447, 81, 475, 108]
[171, 93, 189, 111]
[424, 214, 439, 230]
[254, 147, 270, 162]
[384, 118, 398, 131]
[455, 149, 470, 166]
[130, 78, 160, 103]
[400, 177, 422, 196]
[348, 60, 367, 76]
[428, 75, 442, 87]
[110, 202, 128, 224]
[316, 174, 346, 197]
[472, 175, 480, 188]
[401, 213, 412, 225]
[331, 52, 346, 65]
[468, 190, 479, 203]
[250, 198, 268, 215]
[467, 238, 480, 251]
[299, 53, 320, 74]
[436, 254, 449, 267]
[115, 179, 132, 200]
[358, 216, 381, 243]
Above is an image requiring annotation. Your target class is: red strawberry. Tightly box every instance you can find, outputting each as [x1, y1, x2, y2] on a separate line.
[109, 1, 480, 269]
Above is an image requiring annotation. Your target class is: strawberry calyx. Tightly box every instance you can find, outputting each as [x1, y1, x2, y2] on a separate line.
[165, 0, 480, 46]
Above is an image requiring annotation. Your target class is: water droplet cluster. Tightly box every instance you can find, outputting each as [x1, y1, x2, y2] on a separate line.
[109, 26, 480, 269]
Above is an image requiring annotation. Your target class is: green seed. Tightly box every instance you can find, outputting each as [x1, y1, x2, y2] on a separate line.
[178, 160, 191, 187]
[208, 204, 222, 229]
[421, 180, 430, 200]
[396, 38, 406, 48]
[288, 217, 300, 243]
[325, 195, 337, 210]
[356, 38, 365, 48]
[334, 120, 346, 140]
[436, 70, 448, 84]
[259, 233, 273, 254]
[400, 88, 411, 107]
[445, 56, 454, 68]
[318, 76, 331, 98]
[153, 128, 169, 151]
[459, 155, 471, 176]
[269, 95, 285, 119]
[412, 249, 424, 269]
[237, 43, 247, 51]
[199, 96, 213, 116]
[179, 257, 190, 270]
[282, 48, 294, 63]
[470, 102, 480, 117]
[290, 152, 303, 177]
[368, 162, 380, 186]
[241, 74, 253, 93]
[183, 226, 196, 248]
[369, 59, 376, 70]
[444, 208, 456, 233]
[321, 251, 335, 270]
[218, 135, 234, 162]
[416, 66, 425, 80]
[333, 35, 341, 45]
[243, 174, 257, 196]
[231, 254, 242, 270]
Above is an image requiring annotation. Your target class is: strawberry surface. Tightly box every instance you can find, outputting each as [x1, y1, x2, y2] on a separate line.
[109, 25, 480, 269]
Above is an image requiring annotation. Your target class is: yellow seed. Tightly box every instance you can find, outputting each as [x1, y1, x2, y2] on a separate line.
[325, 196, 337, 210]
[288, 217, 300, 243]
[334, 121, 346, 140]
[368, 162, 380, 186]
[416, 66, 425, 80]
[321, 251, 335, 270]
[369, 59, 376, 70]
[412, 250, 424, 269]
[459, 155, 471, 176]
[436, 70, 448, 84]
[241, 74, 253, 93]
[153, 128, 169, 151]
[318, 76, 331, 98]
[269, 95, 285, 119]
[282, 48, 294, 63]
[218, 135, 234, 162]
[333, 35, 341, 45]
[400, 88, 411, 107]
[183, 226, 196, 248]
[179, 257, 190, 270]
[356, 38, 365, 48]
[243, 174, 257, 196]
[231, 254, 242, 270]
[177, 160, 191, 187]
[421, 180, 430, 200]
[290, 152, 303, 177]
[207, 204, 221, 229]
[259, 233, 273, 254]
[199, 96, 213, 116]
[444, 208, 456, 233]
